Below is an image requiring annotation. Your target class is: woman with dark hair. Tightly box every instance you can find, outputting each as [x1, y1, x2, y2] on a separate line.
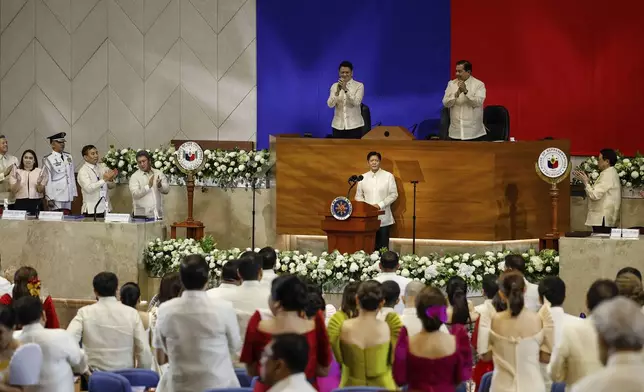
[393, 286, 472, 391]
[483, 272, 546, 392]
[240, 274, 330, 392]
[446, 276, 478, 326]
[0, 267, 59, 329]
[149, 271, 182, 377]
[119, 282, 149, 330]
[327, 280, 401, 389]
[340, 281, 360, 319]
[8, 149, 46, 215]
[471, 274, 501, 391]
[0, 305, 19, 376]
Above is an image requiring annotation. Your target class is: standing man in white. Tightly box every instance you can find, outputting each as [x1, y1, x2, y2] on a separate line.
[573, 148, 621, 232]
[442, 60, 487, 141]
[129, 150, 169, 219]
[77, 145, 117, 218]
[374, 251, 410, 315]
[327, 61, 365, 139]
[43, 132, 77, 213]
[0, 135, 19, 212]
[355, 151, 398, 250]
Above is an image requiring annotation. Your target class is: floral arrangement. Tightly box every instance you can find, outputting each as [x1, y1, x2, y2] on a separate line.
[102, 145, 271, 189]
[575, 152, 644, 188]
[143, 237, 559, 291]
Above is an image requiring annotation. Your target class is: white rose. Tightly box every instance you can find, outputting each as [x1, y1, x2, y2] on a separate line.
[421, 278, 426, 284]
[238, 164, 245, 171]
[619, 171, 626, 177]
[170, 168, 175, 173]
[591, 171, 599, 180]
[197, 171, 203, 176]
[326, 270, 332, 276]
[527, 266, 534, 273]
[335, 272, 343, 279]
[205, 163, 211, 168]
[554, 256, 559, 263]
[462, 253, 470, 261]
[401, 269, 410, 277]
[444, 257, 453, 264]
[118, 160, 125, 168]
[476, 275, 483, 281]
[227, 168, 233, 173]
[204, 150, 211, 156]
[349, 262, 359, 272]
[254, 154, 262, 162]
[438, 279, 445, 287]
[632, 171, 639, 179]
[120, 148, 128, 155]
[472, 259, 482, 267]
[448, 268, 454, 274]
[154, 161, 162, 169]
[545, 266, 552, 272]
[623, 158, 631, 164]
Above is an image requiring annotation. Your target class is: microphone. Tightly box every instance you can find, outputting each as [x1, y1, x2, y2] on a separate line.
[347, 175, 358, 183]
[346, 175, 364, 198]
[94, 196, 105, 222]
[356, 175, 364, 181]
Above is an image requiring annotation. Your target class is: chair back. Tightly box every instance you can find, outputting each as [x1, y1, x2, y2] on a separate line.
[551, 382, 566, 392]
[88, 371, 132, 392]
[113, 369, 159, 388]
[479, 371, 493, 392]
[360, 103, 372, 137]
[331, 387, 383, 392]
[483, 105, 510, 141]
[235, 368, 253, 388]
[9, 343, 43, 386]
[439, 106, 450, 139]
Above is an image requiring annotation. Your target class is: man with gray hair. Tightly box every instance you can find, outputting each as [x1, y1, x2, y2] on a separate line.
[0, 135, 19, 211]
[400, 282, 448, 335]
[570, 297, 644, 392]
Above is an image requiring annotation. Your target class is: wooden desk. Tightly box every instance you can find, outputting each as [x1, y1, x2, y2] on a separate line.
[273, 138, 570, 241]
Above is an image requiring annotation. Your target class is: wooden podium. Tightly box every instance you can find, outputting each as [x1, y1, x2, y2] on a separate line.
[321, 201, 382, 254]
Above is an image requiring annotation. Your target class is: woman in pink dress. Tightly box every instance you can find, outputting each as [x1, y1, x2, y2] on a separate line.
[394, 285, 472, 392]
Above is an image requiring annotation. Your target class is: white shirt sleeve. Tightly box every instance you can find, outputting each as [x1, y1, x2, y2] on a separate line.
[346, 83, 364, 107]
[354, 180, 365, 202]
[378, 173, 398, 209]
[442, 81, 458, 108]
[129, 173, 151, 200]
[464, 81, 486, 108]
[327, 83, 339, 108]
[158, 171, 170, 195]
[223, 305, 242, 354]
[78, 166, 106, 193]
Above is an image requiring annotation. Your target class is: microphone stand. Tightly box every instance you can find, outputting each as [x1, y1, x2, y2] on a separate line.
[347, 181, 358, 198]
[94, 196, 105, 221]
[411, 180, 419, 254]
[251, 179, 256, 249]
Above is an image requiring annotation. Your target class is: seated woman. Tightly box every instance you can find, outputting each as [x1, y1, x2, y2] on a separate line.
[393, 286, 472, 392]
[0, 267, 59, 329]
[327, 280, 402, 390]
[241, 274, 330, 392]
[119, 282, 150, 331]
[482, 272, 546, 392]
[8, 150, 46, 216]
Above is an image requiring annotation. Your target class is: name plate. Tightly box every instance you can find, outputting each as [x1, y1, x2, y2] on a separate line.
[610, 228, 640, 239]
[38, 211, 64, 221]
[1, 210, 27, 220]
[105, 213, 132, 223]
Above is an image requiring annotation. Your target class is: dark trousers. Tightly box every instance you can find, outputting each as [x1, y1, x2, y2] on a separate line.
[375, 225, 391, 251]
[84, 213, 105, 219]
[11, 198, 42, 215]
[592, 218, 614, 234]
[449, 133, 489, 141]
[332, 127, 363, 139]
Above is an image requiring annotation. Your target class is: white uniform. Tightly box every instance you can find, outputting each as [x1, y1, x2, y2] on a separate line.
[0, 152, 19, 205]
[43, 151, 77, 210]
[584, 166, 621, 227]
[129, 168, 170, 218]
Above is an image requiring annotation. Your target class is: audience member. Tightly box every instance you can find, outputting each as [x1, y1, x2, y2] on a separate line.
[67, 272, 151, 371]
[400, 281, 425, 335]
[207, 260, 241, 299]
[304, 284, 326, 319]
[394, 286, 472, 391]
[258, 247, 278, 291]
[548, 279, 619, 385]
[149, 271, 182, 376]
[8, 149, 46, 215]
[615, 272, 644, 306]
[14, 296, 87, 392]
[327, 280, 401, 389]
[484, 272, 546, 392]
[471, 275, 500, 391]
[377, 281, 400, 320]
[340, 282, 360, 319]
[241, 274, 330, 392]
[261, 334, 315, 392]
[0, 256, 12, 297]
[571, 297, 644, 392]
[616, 266, 642, 282]
[446, 276, 478, 326]
[0, 305, 19, 377]
[119, 282, 150, 330]
[154, 254, 241, 391]
[504, 254, 541, 312]
[0, 267, 59, 329]
[374, 251, 410, 315]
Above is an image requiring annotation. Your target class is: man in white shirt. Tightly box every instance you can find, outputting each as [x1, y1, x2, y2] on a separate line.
[400, 281, 425, 335]
[15, 295, 88, 392]
[442, 60, 487, 141]
[573, 148, 621, 232]
[207, 260, 240, 299]
[129, 150, 170, 219]
[570, 297, 644, 392]
[258, 246, 278, 292]
[355, 151, 398, 250]
[78, 145, 117, 218]
[377, 281, 400, 320]
[374, 251, 410, 315]
[327, 61, 365, 139]
[260, 334, 316, 392]
[548, 279, 618, 387]
[154, 254, 241, 392]
[67, 272, 152, 371]
[43, 132, 77, 213]
[0, 135, 19, 211]
[504, 254, 540, 312]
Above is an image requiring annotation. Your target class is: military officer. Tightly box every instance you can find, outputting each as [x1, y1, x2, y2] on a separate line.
[43, 132, 77, 213]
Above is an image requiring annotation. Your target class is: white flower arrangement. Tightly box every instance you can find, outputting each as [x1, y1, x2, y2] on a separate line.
[575, 152, 644, 188]
[143, 237, 560, 290]
[103, 145, 271, 189]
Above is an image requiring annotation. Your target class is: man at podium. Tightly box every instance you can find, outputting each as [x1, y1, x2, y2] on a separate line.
[355, 151, 398, 250]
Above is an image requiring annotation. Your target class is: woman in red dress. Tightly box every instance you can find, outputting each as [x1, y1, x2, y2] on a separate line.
[240, 274, 331, 392]
[0, 267, 59, 329]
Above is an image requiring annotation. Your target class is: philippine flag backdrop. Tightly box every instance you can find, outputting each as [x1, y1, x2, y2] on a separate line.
[257, 0, 644, 156]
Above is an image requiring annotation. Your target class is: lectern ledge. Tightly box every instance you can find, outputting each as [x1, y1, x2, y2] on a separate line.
[321, 201, 382, 254]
